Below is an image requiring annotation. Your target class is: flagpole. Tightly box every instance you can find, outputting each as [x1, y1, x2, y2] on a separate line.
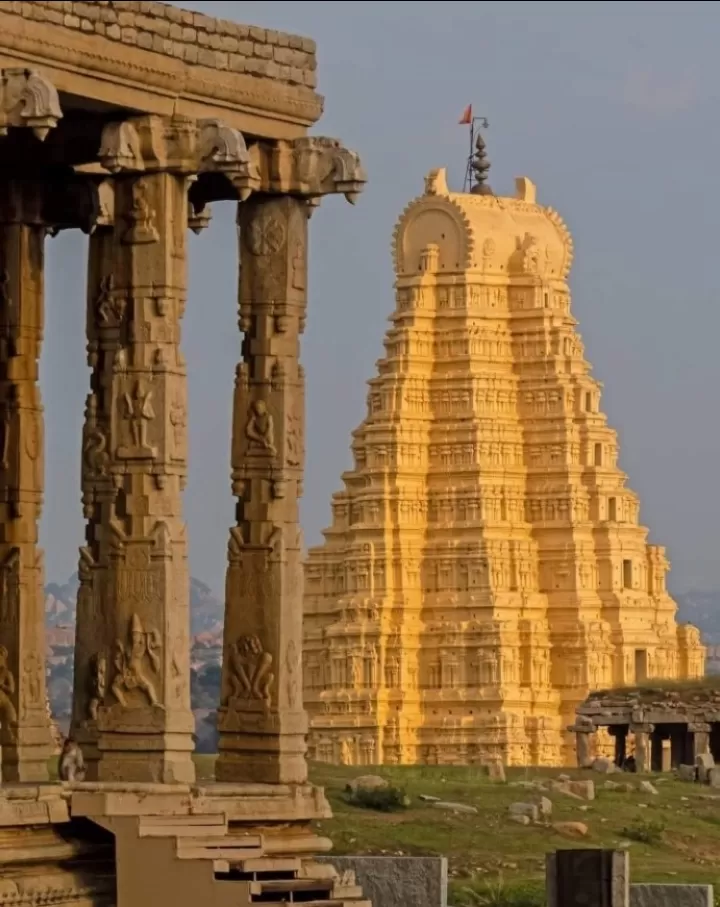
[460, 108, 489, 192]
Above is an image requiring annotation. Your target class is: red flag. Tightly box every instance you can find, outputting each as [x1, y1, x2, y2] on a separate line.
[458, 104, 472, 125]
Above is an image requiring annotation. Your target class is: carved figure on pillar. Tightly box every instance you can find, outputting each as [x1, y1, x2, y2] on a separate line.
[216, 135, 366, 784]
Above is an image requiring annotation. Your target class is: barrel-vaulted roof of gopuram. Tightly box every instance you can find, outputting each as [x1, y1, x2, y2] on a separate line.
[0, 1, 322, 139]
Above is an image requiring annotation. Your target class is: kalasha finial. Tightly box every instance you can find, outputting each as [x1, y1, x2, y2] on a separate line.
[470, 131, 493, 196]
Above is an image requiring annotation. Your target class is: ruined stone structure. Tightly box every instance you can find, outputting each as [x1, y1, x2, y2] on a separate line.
[0, 3, 368, 906]
[303, 154, 705, 769]
[573, 681, 720, 772]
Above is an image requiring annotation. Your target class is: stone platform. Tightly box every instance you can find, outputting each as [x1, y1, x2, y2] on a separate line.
[0, 782, 370, 907]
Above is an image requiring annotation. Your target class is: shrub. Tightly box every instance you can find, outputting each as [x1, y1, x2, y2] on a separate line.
[620, 817, 665, 844]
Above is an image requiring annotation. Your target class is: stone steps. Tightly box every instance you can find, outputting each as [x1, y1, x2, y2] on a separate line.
[89, 804, 371, 907]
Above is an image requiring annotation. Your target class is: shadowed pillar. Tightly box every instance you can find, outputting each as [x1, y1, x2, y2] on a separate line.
[69, 194, 115, 780]
[216, 137, 366, 784]
[0, 179, 53, 781]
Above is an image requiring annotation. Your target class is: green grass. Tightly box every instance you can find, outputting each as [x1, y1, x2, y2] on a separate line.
[194, 756, 720, 903]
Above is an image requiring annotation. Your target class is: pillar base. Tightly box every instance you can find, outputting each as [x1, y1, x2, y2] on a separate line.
[215, 703, 308, 784]
[96, 705, 196, 784]
[1, 723, 54, 783]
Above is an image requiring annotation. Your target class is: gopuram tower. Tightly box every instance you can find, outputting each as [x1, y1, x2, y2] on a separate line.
[303, 138, 705, 768]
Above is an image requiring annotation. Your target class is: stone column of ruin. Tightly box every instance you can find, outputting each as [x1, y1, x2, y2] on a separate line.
[215, 136, 366, 784]
[85, 116, 196, 784]
[0, 179, 54, 781]
[69, 201, 115, 780]
[216, 195, 309, 784]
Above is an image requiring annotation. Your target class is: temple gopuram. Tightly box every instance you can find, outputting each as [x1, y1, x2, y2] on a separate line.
[302, 140, 705, 768]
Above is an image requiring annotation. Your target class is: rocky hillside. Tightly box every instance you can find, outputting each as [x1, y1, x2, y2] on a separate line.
[674, 589, 720, 643]
[46, 572, 224, 635]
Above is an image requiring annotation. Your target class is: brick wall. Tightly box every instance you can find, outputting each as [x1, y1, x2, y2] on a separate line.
[5, 1, 317, 90]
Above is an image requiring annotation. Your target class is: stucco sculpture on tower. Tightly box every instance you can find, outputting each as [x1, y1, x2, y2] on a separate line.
[303, 141, 705, 768]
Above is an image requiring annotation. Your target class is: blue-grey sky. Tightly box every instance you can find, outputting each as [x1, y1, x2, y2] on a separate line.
[41, 1, 720, 593]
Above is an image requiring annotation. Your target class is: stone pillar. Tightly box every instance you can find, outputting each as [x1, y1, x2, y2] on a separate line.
[216, 195, 308, 784]
[691, 724, 710, 759]
[569, 719, 596, 768]
[0, 179, 54, 781]
[660, 739, 672, 772]
[69, 210, 114, 779]
[86, 117, 196, 783]
[633, 727, 650, 773]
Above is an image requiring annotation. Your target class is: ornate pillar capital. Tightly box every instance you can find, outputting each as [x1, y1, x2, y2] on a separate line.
[252, 135, 367, 206]
[98, 114, 261, 196]
[0, 68, 62, 142]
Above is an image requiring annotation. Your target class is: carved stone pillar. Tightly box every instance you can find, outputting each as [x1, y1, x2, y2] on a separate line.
[69, 197, 114, 779]
[216, 136, 366, 785]
[84, 117, 197, 783]
[0, 179, 53, 781]
[217, 195, 308, 784]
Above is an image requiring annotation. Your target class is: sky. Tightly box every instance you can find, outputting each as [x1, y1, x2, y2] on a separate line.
[40, 1, 720, 593]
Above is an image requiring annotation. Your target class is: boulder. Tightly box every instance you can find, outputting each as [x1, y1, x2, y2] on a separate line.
[552, 821, 589, 837]
[510, 814, 531, 825]
[509, 802, 539, 822]
[677, 764, 697, 783]
[539, 796, 553, 817]
[345, 774, 389, 794]
[639, 780, 658, 796]
[592, 757, 616, 774]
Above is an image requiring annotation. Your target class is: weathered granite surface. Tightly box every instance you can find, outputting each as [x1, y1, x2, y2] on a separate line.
[630, 884, 713, 907]
[317, 856, 448, 907]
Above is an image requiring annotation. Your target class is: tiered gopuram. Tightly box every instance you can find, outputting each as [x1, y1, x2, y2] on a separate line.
[0, 4, 370, 907]
[303, 140, 705, 768]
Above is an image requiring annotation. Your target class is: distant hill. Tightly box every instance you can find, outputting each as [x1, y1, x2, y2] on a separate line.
[44, 575, 720, 644]
[45, 572, 224, 635]
[674, 589, 720, 644]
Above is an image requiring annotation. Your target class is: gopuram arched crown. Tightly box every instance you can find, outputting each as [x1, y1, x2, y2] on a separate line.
[392, 167, 574, 280]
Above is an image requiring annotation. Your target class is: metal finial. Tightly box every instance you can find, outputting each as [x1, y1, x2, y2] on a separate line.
[470, 131, 493, 196]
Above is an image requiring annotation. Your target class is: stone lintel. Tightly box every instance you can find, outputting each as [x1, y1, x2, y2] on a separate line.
[0, 7, 321, 139]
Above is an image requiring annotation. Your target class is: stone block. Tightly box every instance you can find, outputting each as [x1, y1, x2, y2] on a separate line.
[509, 802, 538, 822]
[630, 884, 713, 907]
[568, 780, 595, 800]
[547, 850, 628, 907]
[317, 856, 447, 907]
[677, 764, 697, 782]
[707, 767, 720, 788]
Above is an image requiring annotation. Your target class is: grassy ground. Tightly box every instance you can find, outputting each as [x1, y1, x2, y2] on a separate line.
[194, 757, 720, 905]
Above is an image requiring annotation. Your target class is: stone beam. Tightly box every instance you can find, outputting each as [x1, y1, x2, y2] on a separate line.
[0, 5, 321, 139]
[216, 137, 365, 784]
